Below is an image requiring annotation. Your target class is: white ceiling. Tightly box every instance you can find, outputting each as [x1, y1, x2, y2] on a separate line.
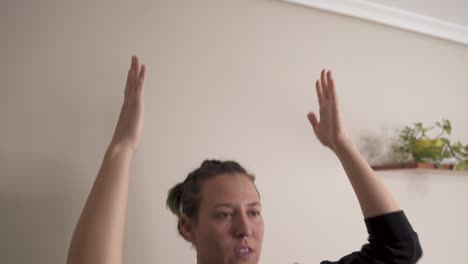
[282, 0, 468, 46]
[371, 0, 468, 26]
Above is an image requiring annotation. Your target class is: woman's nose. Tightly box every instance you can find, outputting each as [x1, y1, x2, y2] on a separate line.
[234, 212, 253, 238]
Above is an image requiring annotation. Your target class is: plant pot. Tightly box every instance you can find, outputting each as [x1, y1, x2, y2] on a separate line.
[410, 139, 445, 162]
[454, 161, 468, 170]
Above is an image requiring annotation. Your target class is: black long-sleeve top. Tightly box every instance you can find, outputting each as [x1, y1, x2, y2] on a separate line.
[321, 211, 423, 264]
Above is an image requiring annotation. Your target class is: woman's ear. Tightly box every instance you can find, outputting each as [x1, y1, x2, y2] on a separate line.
[179, 213, 196, 244]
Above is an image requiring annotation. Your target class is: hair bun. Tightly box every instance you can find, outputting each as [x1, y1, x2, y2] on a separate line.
[166, 182, 184, 218]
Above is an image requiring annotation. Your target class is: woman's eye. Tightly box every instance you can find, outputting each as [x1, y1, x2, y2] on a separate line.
[217, 212, 233, 219]
[249, 210, 261, 217]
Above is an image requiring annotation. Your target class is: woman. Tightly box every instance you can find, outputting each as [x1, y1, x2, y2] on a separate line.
[67, 56, 423, 264]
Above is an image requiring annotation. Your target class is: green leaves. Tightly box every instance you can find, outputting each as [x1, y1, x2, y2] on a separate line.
[394, 119, 468, 169]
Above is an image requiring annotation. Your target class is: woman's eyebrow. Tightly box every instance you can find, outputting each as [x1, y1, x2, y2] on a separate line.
[212, 203, 234, 209]
[247, 202, 262, 207]
[212, 202, 262, 209]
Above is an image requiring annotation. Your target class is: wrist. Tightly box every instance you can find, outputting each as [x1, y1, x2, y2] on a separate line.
[106, 143, 135, 158]
[333, 136, 354, 156]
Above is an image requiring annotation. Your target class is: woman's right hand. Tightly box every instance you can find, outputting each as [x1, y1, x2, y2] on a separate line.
[109, 55, 146, 153]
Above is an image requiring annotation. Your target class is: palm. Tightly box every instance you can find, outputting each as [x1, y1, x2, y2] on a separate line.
[307, 70, 348, 152]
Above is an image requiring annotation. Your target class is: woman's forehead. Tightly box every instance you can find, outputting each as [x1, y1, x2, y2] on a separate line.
[201, 174, 260, 205]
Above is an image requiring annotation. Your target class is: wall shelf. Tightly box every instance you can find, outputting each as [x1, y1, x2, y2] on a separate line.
[371, 162, 468, 171]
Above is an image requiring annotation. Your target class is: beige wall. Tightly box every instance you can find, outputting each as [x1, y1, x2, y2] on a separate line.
[1, 0, 468, 263]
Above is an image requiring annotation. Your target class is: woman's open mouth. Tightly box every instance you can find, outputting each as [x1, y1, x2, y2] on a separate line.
[235, 246, 253, 259]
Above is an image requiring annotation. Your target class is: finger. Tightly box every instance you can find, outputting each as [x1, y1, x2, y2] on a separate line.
[320, 69, 329, 99]
[327, 71, 334, 98]
[138, 64, 146, 88]
[328, 71, 338, 103]
[124, 69, 132, 96]
[327, 71, 335, 100]
[315, 80, 323, 105]
[328, 74, 340, 113]
[127, 56, 137, 90]
[307, 112, 319, 131]
[132, 55, 140, 74]
[131, 55, 137, 72]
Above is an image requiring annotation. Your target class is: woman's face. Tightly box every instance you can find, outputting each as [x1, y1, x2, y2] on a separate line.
[191, 173, 264, 264]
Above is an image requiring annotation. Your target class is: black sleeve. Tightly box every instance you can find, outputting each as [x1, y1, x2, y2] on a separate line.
[320, 211, 423, 264]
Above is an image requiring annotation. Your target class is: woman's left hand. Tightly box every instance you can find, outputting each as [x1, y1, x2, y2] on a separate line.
[307, 69, 350, 153]
[110, 55, 146, 153]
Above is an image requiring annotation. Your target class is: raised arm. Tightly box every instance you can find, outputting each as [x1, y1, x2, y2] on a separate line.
[307, 69, 399, 218]
[67, 56, 146, 264]
[307, 70, 422, 263]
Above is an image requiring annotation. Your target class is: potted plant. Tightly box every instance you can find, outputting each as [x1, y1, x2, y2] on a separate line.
[393, 119, 468, 170]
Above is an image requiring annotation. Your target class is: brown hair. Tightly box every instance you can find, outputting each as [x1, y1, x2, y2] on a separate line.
[166, 159, 258, 236]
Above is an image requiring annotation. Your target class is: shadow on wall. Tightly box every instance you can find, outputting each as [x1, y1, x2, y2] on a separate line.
[356, 127, 402, 165]
[0, 149, 86, 264]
